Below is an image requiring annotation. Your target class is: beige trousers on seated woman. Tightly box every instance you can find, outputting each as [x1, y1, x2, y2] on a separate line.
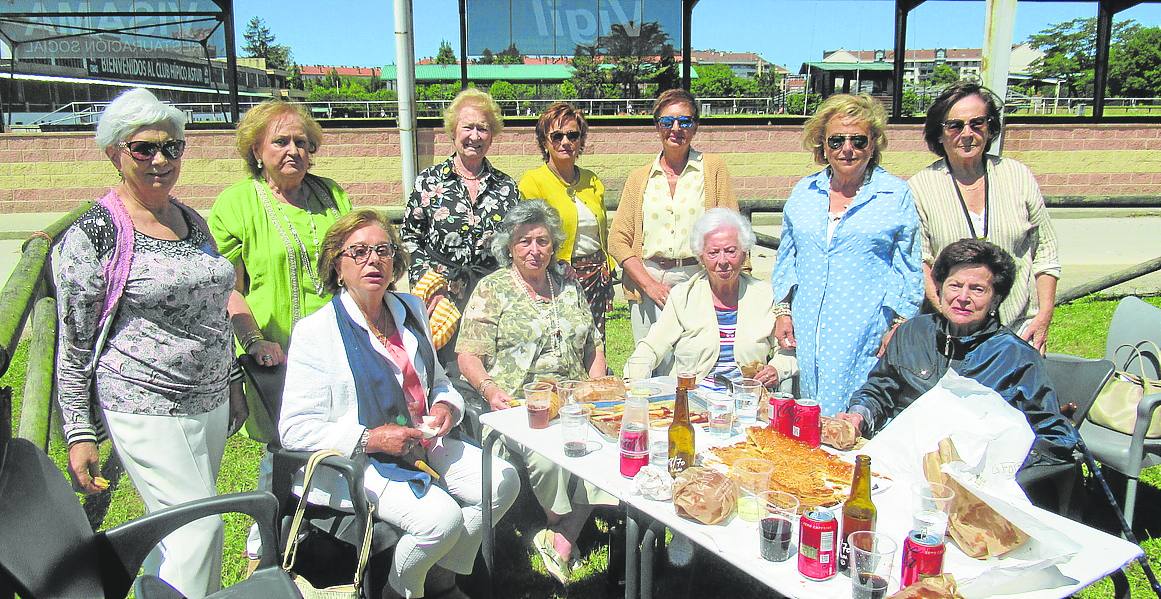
[104, 402, 229, 599]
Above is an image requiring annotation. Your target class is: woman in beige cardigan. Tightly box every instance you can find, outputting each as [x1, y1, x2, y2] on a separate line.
[909, 81, 1060, 353]
[627, 208, 796, 390]
[609, 89, 738, 354]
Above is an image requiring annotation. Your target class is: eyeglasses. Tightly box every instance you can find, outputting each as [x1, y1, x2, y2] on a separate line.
[942, 116, 989, 134]
[119, 139, 186, 161]
[826, 134, 869, 150]
[656, 115, 696, 129]
[342, 243, 397, 264]
[549, 130, 581, 143]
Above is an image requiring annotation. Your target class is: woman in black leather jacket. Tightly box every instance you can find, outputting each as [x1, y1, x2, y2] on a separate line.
[843, 239, 1077, 471]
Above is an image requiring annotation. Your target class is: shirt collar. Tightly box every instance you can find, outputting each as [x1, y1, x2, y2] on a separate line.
[649, 148, 703, 177]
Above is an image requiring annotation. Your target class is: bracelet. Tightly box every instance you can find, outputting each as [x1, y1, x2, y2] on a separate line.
[478, 379, 497, 396]
[239, 330, 264, 351]
[774, 302, 792, 319]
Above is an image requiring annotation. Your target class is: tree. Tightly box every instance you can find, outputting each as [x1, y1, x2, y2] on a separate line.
[1028, 17, 1140, 97]
[929, 63, 959, 86]
[479, 48, 495, 65]
[753, 68, 784, 99]
[435, 40, 458, 65]
[489, 80, 516, 101]
[691, 63, 757, 98]
[242, 16, 292, 71]
[570, 44, 606, 98]
[598, 20, 670, 99]
[495, 44, 524, 65]
[1108, 27, 1161, 97]
[652, 43, 680, 94]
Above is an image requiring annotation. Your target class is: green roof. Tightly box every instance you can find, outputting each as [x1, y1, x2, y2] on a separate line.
[802, 61, 895, 72]
[381, 63, 698, 82]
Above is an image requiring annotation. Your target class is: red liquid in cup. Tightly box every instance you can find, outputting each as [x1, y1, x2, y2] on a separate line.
[527, 404, 550, 429]
[619, 424, 649, 477]
[760, 517, 794, 562]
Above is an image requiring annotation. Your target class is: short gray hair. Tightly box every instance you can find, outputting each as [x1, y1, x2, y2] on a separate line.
[491, 199, 567, 271]
[95, 88, 186, 150]
[690, 208, 756, 255]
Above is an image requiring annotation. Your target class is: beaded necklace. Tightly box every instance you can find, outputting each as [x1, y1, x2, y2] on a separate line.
[511, 267, 563, 353]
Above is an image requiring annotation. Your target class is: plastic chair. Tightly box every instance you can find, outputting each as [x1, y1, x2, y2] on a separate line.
[1077, 296, 1161, 528]
[0, 438, 297, 599]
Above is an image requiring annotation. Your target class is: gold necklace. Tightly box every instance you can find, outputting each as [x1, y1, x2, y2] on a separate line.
[357, 301, 393, 347]
[511, 267, 563, 352]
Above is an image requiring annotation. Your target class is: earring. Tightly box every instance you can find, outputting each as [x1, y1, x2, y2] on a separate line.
[257, 159, 264, 170]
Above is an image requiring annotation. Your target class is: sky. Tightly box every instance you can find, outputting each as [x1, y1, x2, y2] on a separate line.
[234, 0, 1161, 72]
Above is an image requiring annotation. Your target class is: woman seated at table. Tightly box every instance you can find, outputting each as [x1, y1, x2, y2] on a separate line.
[456, 200, 611, 584]
[842, 239, 1077, 477]
[627, 208, 797, 392]
[279, 209, 520, 599]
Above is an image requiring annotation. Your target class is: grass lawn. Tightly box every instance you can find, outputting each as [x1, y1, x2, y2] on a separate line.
[3, 297, 1161, 597]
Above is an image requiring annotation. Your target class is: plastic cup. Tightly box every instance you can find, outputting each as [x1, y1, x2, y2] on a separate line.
[731, 458, 774, 522]
[912, 482, 956, 538]
[648, 419, 670, 468]
[524, 382, 554, 429]
[733, 378, 763, 426]
[557, 379, 582, 405]
[704, 390, 734, 438]
[624, 356, 654, 383]
[849, 531, 896, 599]
[759, 490, 799, 562]
[560, 403, 592, 457]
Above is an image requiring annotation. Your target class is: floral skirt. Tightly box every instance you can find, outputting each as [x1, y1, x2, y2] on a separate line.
[572, 250, 614, 339]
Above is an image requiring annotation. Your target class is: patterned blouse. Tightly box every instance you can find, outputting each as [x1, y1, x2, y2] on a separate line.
[456, 268, 601, 398]
[54, 203, 236, 445]
[402, 155, 521, 307]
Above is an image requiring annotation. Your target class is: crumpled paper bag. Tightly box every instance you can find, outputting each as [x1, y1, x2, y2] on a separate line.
[889, 574, 964, 599]
[821, 415, 859, 450]
[672, 467, 737, 525]
[861, 371, 1080, 597]
[633, 465, 673, 501]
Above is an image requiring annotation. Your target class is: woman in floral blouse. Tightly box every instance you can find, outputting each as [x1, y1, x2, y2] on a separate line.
[403, 88, 521, 362]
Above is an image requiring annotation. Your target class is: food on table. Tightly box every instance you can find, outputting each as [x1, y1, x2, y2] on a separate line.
[574, 376, 628, 403]
[739, 361, 764, 379]
[890, 573, 964, 599]
[820, 415, 860, 450]
[590, 400, 709, 436]
[672, 467, 738, 525]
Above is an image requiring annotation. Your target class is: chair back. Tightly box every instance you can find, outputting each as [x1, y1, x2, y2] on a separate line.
[0, 439, 121, 598]
[1045, 354, 1115, 427]
[1106, 297, 1161, 379]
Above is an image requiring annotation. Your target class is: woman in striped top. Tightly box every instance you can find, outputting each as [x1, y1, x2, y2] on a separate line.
[909, 81, 1061, 353]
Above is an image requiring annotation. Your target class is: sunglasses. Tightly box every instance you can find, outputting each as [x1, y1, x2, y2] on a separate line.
[656, 115, 696, 129]
[342, 243, 397, 264]
[826, 134, 869, 150]
[549, 130, 581, 143]
[942, 116, 989, 133]
[120, 139, 186, 161]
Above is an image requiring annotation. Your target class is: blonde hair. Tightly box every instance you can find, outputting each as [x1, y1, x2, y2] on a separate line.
[318, 209, 409, 294]
[802, 94, 888, 170]
[235, 101, 323, 178]
[443, 88, 504, 138]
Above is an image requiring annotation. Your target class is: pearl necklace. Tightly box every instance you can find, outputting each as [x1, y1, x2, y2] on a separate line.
[511, 267, 563, 352]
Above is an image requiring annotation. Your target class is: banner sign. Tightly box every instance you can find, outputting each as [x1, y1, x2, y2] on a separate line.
[86, 56, 212, 86]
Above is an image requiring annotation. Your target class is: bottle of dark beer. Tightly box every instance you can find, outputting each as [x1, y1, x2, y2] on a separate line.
[668, 372, 696, 477]
[838, 454, 876, 576]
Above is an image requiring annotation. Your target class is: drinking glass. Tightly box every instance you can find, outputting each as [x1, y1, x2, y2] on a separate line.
[849, 531, 897, 599]
[557, 379, 582, 405]
[624, 356, 654, 384]
[704, 390, 734, 439]
[524, 381, 554, 430]
[730, 458, 774, 522]
[759, 490, 799, 562]
[733, 378, 763, 426]
[648, 419, 670, 468]
[911, 482, 956, 538]
[560, 403, 592, 457]
[674, 350, 699, 377]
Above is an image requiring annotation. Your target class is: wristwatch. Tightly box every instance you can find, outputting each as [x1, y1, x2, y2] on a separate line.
[352, 429, 371, 457]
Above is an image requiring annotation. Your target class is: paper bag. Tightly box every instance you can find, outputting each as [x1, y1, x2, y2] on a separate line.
[672, 467, 738, 525]
[889, 574, 964, 599]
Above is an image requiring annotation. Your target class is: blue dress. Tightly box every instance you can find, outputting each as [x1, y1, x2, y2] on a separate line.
[773, 166, 923, 416]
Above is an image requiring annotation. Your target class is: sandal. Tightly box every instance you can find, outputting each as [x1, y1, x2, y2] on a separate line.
[533, 528, 571, 585]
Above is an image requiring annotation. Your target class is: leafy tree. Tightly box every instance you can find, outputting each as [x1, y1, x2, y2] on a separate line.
[1108, 27, 1161, 97]
[902, 88, 922, 116]
[598, 20, 670, 99]
[691, 63, 758, 98]
[496, 43, 524, 65]
[929, 64, 959, 86]
[754, 68, 784, 99]
[242, 16, 292, 71]
[489, 80, 516, 101]
[652, 44, 680, 95]
[1028, 17, 1139, 97]
[435, 40, 458, 65]
[570, 44, 606, 98]
[479, 48, 495, 65]
[558, 81, 578, 99]
[785, 93, 821, 115]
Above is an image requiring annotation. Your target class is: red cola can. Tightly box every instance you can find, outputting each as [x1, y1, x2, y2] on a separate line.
[798, 508, 838, 581]
[769, 393, 796, 438]
[792, 399, 822, 447]
[901, 530, 945, 587]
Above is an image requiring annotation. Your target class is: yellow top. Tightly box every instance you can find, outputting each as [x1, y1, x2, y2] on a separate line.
[517, 163, 614, 268]
[641, 149, 706, 260]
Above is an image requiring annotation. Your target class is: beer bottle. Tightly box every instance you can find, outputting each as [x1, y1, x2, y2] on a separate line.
[668, 372, 696, 477]
[838, 454, 876, 576]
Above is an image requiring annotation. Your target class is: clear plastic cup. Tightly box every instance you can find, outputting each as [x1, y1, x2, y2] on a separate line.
[524, 381, 554, 429]
[704, 390, 734, 438]
[557, 379, 582, 405]
[560, 403, 592, 457]
[648, 419, 669, 468]
[731, 458, 774, 522]
[912, 482, 956, 538]
[759, 490, 799, 562]
[624, 356, 654, 383]
[733, 378, 763, 426]
[849, 531, 897, 599]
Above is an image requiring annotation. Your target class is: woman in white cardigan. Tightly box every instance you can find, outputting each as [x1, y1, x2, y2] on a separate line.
[279, 209, 519, 599]
[628, 208, 797, 391]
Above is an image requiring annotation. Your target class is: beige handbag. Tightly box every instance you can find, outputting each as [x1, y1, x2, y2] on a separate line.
[1088, 342, 1161, 438]
[282, 449, 374, 599]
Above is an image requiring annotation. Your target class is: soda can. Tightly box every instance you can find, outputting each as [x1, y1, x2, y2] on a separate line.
[792, 399, 822, 447]
[798, 508, 838, 581]
[769, 393, 796, 438]
[901, 530, 945, 587]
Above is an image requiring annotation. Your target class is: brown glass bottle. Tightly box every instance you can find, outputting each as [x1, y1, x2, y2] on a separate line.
[668, 372, 696, 477]
[838, 454, 876, 576]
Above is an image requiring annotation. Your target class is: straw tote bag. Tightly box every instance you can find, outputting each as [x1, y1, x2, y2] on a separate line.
[282, 449, 374, 599]
[1088, 342, 1161, 438]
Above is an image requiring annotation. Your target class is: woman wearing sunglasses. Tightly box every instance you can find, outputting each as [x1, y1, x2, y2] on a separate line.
[772, 93, 923, 417]
[609, 89, 738, 356]
[909, 81, 1060, 353]
[54, 88, 240, 596]
[518, 102, 615, 337]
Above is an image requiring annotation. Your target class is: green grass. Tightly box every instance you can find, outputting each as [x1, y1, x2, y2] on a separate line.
[4, 296, 1161, 597]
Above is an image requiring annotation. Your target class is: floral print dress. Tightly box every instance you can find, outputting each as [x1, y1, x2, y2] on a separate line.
[402, 155, 521, 308]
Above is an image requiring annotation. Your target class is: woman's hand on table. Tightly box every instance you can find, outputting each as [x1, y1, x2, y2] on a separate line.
[484, 386, 514, 411]
[752, 364, 781, 387]
[248, 339, 284, 367]
[67, 441, 105, 494]
[427, 403, 456, 436]
[774, 315, 797, 349]
[366, 423, 425, 457]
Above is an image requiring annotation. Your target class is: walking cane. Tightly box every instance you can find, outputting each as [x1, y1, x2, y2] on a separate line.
[1075, 437, 1161, 597]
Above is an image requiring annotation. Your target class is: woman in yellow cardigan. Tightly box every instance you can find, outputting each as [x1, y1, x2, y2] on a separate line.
[609, 89, 738, 351]
[518, 102, 615, 336]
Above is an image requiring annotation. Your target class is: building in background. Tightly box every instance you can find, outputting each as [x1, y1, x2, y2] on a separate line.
[691, 49, 782, 78]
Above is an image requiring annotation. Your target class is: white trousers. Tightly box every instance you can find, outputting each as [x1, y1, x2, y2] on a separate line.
[369, 436, 519, 598]
[104, 402, 228, 599]
[629, 261, 702, 373]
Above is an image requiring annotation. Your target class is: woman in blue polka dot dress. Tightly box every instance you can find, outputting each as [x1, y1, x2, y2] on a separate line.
[772, 94, 923, 416]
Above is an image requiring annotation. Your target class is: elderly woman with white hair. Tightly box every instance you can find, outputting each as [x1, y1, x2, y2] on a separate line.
[628, 207, 797, 392]
[53, 87, 242, 597]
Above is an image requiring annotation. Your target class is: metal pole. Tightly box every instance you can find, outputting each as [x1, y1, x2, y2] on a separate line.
[222, 0, 240, 124]
[395, 0, 419, 200]
[1093, 0, 1115, 120]
[459, 0, 469, 91]
[982, 0, 1016, 154]
[681, 0, 694, 90]
[891, 0, 913, 118]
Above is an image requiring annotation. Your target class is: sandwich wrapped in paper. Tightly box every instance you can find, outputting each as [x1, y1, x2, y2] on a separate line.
[672, 467, 738, 525]
[821, 415, 860, 450]
[574, 376, 627, 403]
[889, 574, 964, 599]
